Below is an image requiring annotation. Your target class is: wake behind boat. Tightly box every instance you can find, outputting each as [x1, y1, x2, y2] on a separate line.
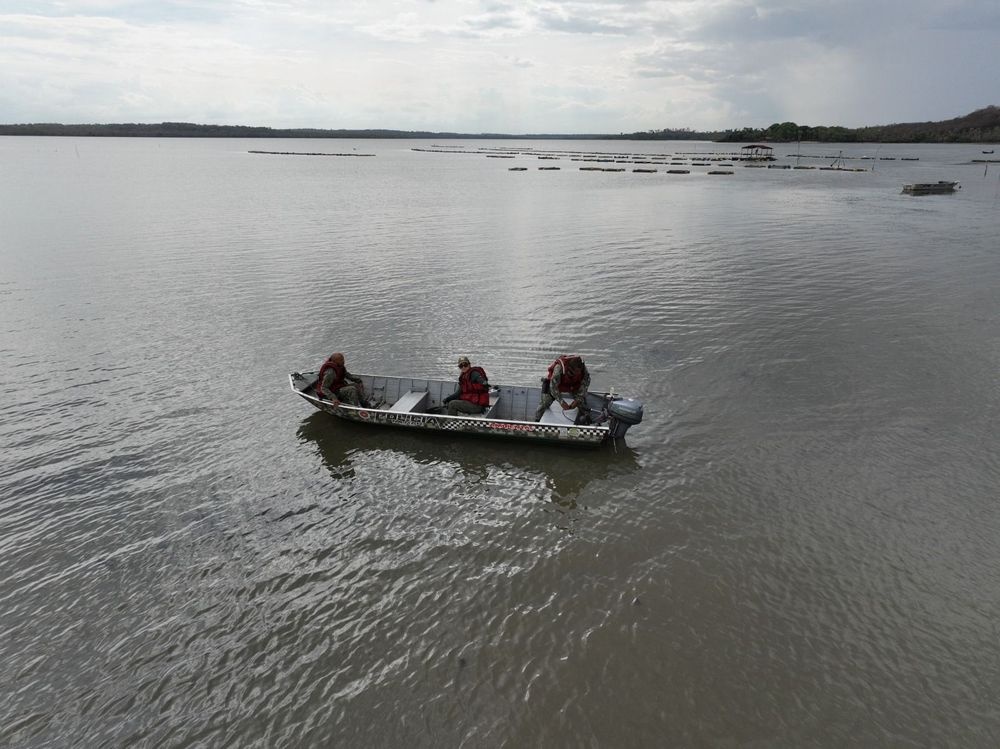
[289, 371, 644, 447]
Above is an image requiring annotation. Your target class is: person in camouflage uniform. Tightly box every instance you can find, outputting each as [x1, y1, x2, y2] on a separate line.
[534, 355, 591, 422]
[316, 352, 366, 406]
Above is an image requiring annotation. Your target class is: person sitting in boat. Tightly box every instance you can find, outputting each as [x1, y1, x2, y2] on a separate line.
[316, 352, 366, 406]
[442, 356, 490, 416]
[534, 355, 591, 422]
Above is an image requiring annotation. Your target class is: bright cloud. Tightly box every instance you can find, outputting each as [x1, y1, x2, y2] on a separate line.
[0, 0, 997, 131]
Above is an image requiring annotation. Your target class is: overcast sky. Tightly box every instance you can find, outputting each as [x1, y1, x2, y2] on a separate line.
[1, 1, 997, 133]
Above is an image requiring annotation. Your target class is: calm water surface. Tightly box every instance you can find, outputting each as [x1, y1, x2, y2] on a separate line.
[2, 136, 999, 746]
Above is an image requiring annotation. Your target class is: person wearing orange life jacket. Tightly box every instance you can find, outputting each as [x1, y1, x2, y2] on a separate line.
[534, 355, 591, 422]
[442, 356, 490, 416]
[316, 352, 367, 406]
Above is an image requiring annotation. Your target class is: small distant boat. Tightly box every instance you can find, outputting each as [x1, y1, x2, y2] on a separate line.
[901, 181, 960, 195]
[289, 372, 644, 447]
[984, 150, 994, 154]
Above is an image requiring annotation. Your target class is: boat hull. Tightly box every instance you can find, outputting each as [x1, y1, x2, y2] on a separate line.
[901, 181, 959, 195]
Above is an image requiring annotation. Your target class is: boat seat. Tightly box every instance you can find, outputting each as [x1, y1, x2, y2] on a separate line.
[388, 390, 430, 413]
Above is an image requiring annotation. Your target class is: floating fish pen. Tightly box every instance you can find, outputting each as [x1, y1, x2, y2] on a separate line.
[416, 145, 874, 181]
[248, 150, 375, 157]
[538, 166, 561, 170]
[901, 181, 960, 195]
[797, 153, 865, 160]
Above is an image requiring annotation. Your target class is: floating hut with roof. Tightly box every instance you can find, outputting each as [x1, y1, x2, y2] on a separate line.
[740, 144, 775, 161]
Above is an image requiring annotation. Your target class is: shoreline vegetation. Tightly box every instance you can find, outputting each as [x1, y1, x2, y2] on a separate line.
[1, 106, 997, 144]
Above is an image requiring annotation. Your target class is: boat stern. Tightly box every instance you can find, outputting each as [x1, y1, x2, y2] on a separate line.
[607, 397, 644, 439]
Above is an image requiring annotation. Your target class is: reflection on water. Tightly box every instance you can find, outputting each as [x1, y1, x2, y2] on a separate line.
[296, 411, 641, 507]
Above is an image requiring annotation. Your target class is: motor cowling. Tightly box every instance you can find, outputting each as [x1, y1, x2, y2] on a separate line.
[607, 398, 644, 439]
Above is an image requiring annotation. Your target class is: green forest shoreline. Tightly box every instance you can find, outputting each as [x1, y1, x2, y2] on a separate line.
[2, 106, 997, 144]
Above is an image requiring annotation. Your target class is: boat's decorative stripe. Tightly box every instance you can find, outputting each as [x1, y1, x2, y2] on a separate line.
[310, 397, 606, 444]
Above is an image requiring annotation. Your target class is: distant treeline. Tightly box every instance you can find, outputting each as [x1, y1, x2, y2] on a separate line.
[610, 128, 725, 141]
[714, 105, 1000, 143]
[0, 122, 476, 139]
[2, 106, 998, 142]
[0, 122, 636, 140]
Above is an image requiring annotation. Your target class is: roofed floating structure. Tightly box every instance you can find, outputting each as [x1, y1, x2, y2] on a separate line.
[740, 144, 776, 161]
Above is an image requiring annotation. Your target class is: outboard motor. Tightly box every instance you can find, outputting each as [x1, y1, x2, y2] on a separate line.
[607, 397, 644, 439]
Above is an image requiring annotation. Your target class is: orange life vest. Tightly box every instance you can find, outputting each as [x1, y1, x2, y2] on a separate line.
[459, 366, 490, 406]
[546, 355, 585, 392]
[317, 358, 346, 398]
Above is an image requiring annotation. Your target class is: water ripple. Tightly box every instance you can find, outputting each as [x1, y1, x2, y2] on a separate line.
[1, 138, 999, 746]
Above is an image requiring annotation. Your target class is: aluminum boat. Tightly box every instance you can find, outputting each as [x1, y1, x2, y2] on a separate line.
[289, 371, 644, 447]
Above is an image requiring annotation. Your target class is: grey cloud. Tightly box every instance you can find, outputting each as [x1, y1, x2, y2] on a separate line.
[926, 1, 1000, 31]
[535, 9, 632, 35]
[687, 3, 860, 45]
[629, 42, 743, 84]
[462, 4, 523, 32]
[684, 0, 1000, 48]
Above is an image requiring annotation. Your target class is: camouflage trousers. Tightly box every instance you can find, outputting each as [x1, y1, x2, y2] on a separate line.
[534, 392, 558, 421]
[335, 384, 364, 406]
[446, 399, 484, 416]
